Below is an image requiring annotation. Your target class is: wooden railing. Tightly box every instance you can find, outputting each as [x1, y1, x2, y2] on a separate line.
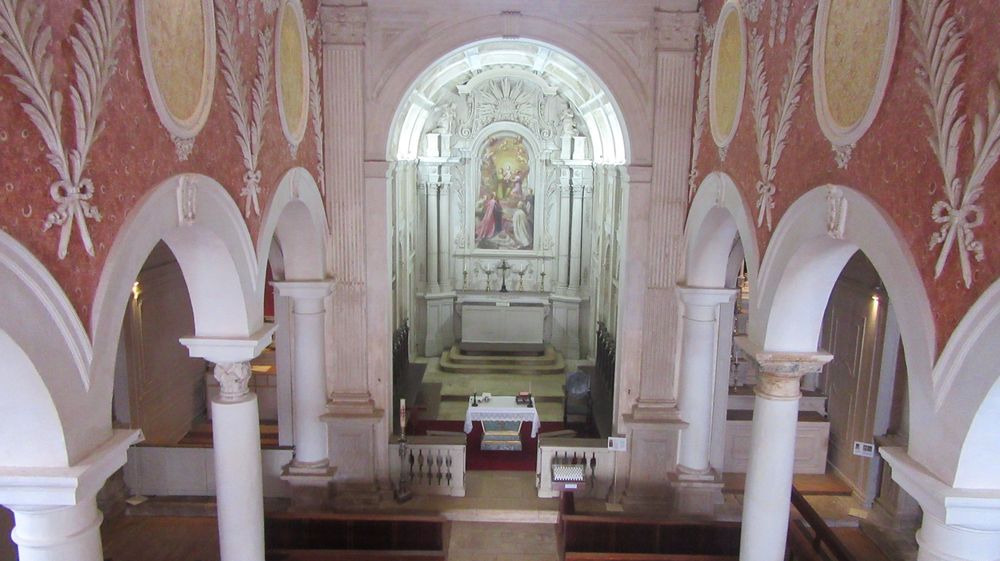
[787, 487, 860, 561]
[536, 437, 615, 499]
[595, 322, 616, 394]
[389, 435, 466, 497]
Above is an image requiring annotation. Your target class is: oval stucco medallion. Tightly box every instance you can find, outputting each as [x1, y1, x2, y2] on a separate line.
[813, 0, 902, 147]
[136, 0, 217, 139]
[710, 1, 747, 150]
[276, 0, 310, 147]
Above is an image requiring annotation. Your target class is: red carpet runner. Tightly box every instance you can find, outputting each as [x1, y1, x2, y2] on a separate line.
[408, 420, 566, 471]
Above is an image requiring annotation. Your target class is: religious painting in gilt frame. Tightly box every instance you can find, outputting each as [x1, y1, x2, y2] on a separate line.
[474, 134, 534, 251]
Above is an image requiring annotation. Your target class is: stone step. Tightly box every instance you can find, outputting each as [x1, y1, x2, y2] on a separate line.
[445, 345, 560, 365]
[440, 353, 565, 375]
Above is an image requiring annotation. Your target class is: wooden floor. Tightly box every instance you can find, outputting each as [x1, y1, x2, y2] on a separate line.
[175, 419, 280, 448]
[722, 472, 853, 495]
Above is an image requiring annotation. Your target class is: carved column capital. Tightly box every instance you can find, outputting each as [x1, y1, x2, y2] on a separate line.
[320, 4, 367, 45]
[214, 361, 252, 402]
[655, 10, 700, 52]
[752, 351, 832, 400]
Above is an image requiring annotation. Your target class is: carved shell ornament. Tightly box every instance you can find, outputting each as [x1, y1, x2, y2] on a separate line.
[135, 0, 217, 161]
[0, 0, 126, 259]
[908, 0, 1000, 288]
[813, 0, 902, 169]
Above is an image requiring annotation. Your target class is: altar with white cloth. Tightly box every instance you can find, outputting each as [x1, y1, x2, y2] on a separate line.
[464, 395, 540, 451]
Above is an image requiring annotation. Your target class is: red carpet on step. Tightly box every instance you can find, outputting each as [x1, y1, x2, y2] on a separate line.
[407, 420, 565, 471]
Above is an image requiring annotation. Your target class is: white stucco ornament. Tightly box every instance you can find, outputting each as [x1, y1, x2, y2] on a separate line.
[0, 0, 125, 259]
[909, 0, 1000, 288]
[748, 1, 818, 231]
[216, 0, 274, 218]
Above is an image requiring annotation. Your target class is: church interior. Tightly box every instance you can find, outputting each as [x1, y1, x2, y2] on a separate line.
[1, 1, 1000, 560]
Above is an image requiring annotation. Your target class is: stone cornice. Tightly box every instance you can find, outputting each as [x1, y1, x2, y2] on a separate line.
[734, 336, 833, 399]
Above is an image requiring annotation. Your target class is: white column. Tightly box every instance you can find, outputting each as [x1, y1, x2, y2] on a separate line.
[879, 446, 1000, 561]
[557, 169, 572, 291]
[0, 431, 140, 561]
[212, 364, 266, 561]
[438, 171, 452, 291]
[738, 347, 831, 561]
[182, 327, 276, 561]
[676, 286, 737, 474]
[569, 172, 585, 292]
[426, 182, 439, 291]
[9, 499, 103, 561]
[273, 281, 334, 468]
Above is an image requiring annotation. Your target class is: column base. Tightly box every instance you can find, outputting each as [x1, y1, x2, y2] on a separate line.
[670, 470, 724, 517]
[281, 465, 336, 512]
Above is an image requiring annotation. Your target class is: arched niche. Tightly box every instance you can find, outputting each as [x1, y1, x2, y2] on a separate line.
[750, 186, 944, 482]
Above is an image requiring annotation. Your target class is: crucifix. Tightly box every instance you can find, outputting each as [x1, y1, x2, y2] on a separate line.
[497, 259, 512, 293]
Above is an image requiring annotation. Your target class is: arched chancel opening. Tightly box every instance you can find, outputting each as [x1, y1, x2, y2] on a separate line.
[385, 38, 632, 474]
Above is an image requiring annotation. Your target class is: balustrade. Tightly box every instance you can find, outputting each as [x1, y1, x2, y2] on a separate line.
[537, 437, 616, 499]
[389, 435, 466, 497]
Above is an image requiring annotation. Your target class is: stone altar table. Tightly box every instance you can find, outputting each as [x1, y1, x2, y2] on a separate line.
[457, 294, 547, 352]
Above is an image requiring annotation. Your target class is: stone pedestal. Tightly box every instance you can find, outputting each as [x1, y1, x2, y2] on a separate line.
[620, 416, 686, 504]
[281, 466, 337, 512]
[324, 411, 384, 506]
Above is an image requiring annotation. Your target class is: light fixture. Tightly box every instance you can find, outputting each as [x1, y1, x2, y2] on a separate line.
[132, 281, 141, 300]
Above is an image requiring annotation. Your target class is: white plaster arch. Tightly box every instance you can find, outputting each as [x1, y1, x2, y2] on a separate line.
[683, 171, 760, 288]
[387, 38, 627, 164]
[368, 17, 648, 165]
[0, 231, 89, 467]
[256, 167, 328, 287]
[89, 174, 260, 461]
[750, 185, 944, 479]
[937, 278, 1000, 488]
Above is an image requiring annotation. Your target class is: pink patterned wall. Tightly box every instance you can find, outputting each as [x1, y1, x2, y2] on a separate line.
[0, 0, 322, 323]
[695, 0, 1000, 353]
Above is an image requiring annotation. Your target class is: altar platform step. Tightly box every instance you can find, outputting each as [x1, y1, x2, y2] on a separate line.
[439, 345, 566, 375]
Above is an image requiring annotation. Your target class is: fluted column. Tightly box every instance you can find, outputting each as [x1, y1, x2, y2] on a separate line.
[272, 281, 334, 468]
[631, 10, 700, 421]
[737, 343, 832, 561]
[569, 170, 585, 293]
[438, 170, 452, 291]
[676, 286, 737, 474]
[557, 168, 572, 292]
[426, 182, 440, 290]
[181, 326, 276, 561]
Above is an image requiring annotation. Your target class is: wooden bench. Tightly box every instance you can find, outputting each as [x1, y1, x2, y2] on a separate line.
[264, 511, 448, 561]
[558, 493, 740, 561]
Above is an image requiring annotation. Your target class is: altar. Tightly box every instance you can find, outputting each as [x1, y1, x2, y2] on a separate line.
[457, 293, 547, 352]
[464, 395, 540, 451]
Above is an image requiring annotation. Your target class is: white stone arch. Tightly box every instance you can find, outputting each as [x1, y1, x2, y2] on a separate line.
[256, 167, 328, 286]
[0, 231, 88, 467]
[370, 18, 645, 165]
[937, 278, 1000, 488]
[750, 185, 943, 480]
[684, 171, 760, 288]
[90, 174, 260, 459]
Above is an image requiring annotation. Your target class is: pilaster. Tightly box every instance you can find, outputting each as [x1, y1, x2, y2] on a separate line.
[631, 9, 700, 421]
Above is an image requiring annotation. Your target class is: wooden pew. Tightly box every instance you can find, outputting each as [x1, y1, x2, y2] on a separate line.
[558, 493, 740, 561]
[265, 511, 448, 561]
